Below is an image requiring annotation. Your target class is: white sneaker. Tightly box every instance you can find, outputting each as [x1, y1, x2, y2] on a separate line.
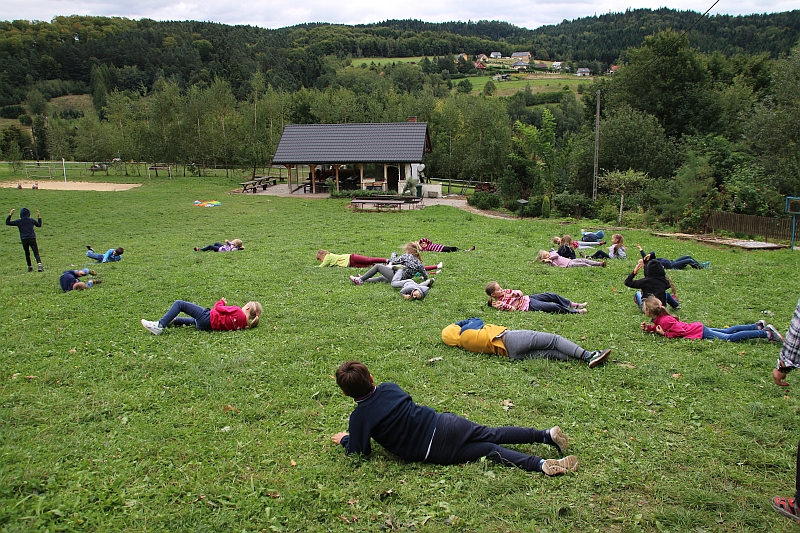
[542, 455, 578, 476]
[141, 319, 163, 335]
[436, 262, 443, 269]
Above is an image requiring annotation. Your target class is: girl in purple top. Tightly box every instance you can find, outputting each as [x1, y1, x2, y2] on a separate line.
[536, 250, 605, 268]
[194, 239, 243, 252]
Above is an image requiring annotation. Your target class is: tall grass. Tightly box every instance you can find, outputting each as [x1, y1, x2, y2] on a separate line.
[1, 171, 799, 532]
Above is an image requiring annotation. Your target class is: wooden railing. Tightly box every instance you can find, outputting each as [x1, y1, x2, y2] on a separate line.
[705, 210, 792, 241]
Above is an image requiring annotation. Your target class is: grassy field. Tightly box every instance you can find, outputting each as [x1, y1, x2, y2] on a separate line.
[1, 166, 799, 532]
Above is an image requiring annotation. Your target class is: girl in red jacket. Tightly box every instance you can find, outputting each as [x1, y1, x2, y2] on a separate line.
[141, 298, 262, 335]
[640, 296, 783, 343]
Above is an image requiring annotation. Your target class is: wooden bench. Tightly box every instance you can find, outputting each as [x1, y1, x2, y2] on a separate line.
[240, 177, 276, 193]
[351, 199, 404, 212]
[240, 180, 260, 193]
[147, 165, 172, 178]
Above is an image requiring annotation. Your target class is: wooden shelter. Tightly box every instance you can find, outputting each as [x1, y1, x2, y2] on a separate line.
[271, 121, 432, 193]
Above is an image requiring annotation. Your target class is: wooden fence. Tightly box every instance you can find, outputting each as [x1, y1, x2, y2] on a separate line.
[705, 210, 793, 241]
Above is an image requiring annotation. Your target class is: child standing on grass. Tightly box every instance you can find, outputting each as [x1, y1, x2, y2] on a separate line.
[316, 249, 387, 268]
[442, 317, 610, 367]
[331, 361, 579, 476]
[485, 282, 588, 314]
[60, 268, 100, 291]
[194, 239, 244, 252]
[6, 207, 43, 272]
[86, 245, 124, 263]
[770, 299, 800, 522]
[640, 295, 783, 342]
[416, 238, 474, 253]
[141, 298, 262, 335]
[587, 234, 626, 260]
[536, 250, 605, 268]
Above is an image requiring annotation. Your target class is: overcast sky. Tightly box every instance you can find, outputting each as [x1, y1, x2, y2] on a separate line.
[0, 0, 796, 31]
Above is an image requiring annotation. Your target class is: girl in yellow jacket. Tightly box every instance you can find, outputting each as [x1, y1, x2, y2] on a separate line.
[441, 318, 610, 368]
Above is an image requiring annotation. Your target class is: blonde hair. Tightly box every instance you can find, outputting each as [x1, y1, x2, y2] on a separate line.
[642, 296, 669, 319]
[316, 249, 329, 261]
[561, 234, 573, 246]
[552, 236, 561, 245]
[244, 301, 263, 328]
[610, 234, 624, 255]
[403, 241, 422, 259]
[536, 250, 552, 263]
[231, 239, 244, 250]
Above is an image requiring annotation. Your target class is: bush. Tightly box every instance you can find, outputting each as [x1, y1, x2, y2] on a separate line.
[0, 105, 24, 119]
[552, 191, 590, 218]
[467, 191, 501, 210]
[18, 114, 32, 125]
[596, 203, 619, 224]
[541, 195, 551, 218]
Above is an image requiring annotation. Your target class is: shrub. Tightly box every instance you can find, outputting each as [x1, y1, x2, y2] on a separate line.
[467, 191, 501, 210]
[552, 191, 590, 218]
[0, 105, 24, 119]
[596, 203, 619, 224]
[541, 195, 551, 218]
[18, 114, 32, 125]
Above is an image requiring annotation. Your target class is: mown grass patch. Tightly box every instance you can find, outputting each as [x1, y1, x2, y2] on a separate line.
[1, 170, 799, 532]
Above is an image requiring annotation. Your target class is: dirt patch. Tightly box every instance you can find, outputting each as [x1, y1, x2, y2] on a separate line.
[1, 180, 141, 191]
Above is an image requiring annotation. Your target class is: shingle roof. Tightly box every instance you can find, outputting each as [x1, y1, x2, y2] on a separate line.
[272, 123, 430, 164]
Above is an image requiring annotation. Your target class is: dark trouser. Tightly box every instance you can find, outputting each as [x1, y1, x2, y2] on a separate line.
[438, 246, 459, 252]
[795, 440, 800, 500]
[158, 300, 212, 330]
[348, 254, 387, 268]
[527, 292, 577, 314]
[590, 249, 610, 259]
[661, 256, 701, 269]
[200, 242, 224, 252]
[426, 413, 546, 471]
[21, 238, 41, 267]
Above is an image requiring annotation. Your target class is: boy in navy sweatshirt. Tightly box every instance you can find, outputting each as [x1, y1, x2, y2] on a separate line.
[331, 361, 578, 475]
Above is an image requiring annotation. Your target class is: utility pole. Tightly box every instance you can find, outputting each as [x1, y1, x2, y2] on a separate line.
[593, 89, 600, 200]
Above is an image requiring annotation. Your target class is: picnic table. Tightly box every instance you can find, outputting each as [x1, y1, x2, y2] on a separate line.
[350, 196, 423, 211]
[239, 177, 277, 193]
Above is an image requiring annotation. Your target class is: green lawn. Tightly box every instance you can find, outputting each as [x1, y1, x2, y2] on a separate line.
[1, 167, 799, 532]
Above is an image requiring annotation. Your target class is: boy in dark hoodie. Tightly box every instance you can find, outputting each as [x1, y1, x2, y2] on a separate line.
[6, 207, 42, 272]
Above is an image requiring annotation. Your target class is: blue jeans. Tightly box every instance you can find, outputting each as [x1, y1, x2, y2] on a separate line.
[158, 300, 212, 330]
[635, 291, 680, 309]
[702, 324, 766, 342]
[661, 256, 701, 269]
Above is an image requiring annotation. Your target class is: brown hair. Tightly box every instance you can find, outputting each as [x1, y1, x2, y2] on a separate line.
[115, 247, 124, 255]
[552, 236, 561, 245]
[561, 234, 573, 246]
[231, 239, 244, 250]
[403, 241, 422, 259]
[642, 295, 670, 319]
[336, 361, 373, 398]
[316, 249, 329, 261]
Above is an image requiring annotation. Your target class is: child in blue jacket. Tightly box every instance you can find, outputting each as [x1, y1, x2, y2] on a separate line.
[86, 245, 124, 262]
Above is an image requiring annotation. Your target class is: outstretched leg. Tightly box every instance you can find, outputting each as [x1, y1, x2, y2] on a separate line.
[502, 330, 588, 361]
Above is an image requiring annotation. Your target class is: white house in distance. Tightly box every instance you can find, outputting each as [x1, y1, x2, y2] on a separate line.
[576, 67, 591, 76]
[490, 51, 502, 59]
[511, 51, 532, 61]
[551, 61, 563, 70]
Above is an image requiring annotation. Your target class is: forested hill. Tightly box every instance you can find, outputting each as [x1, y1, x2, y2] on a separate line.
[0, 9, 798, 105]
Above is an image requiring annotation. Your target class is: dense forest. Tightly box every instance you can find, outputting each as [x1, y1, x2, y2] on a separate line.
[0, 11, 799, 230]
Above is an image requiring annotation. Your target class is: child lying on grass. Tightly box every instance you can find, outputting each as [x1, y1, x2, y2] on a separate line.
[331, 361, 578, 475]
[141, 298, 262, 335]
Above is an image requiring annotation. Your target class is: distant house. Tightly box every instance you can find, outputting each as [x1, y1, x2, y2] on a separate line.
[511, 51, 532, 60]
[551, 61, 563, 70]
[456, 53, 468, 61]
[576, 67, 591, 76]
[608, 65, 619, 74]
[490, 51, 502, 59]
[477, 53, 489, 61]
[474, 62, 486, 70]
[534, 62, 548, 70]
[511, 60, 529, 71]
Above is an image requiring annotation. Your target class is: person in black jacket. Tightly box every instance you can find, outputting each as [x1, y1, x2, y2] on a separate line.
[6, 207, 42, 272]
[331, 361, 578, 476]
[624, 256, 680, 311]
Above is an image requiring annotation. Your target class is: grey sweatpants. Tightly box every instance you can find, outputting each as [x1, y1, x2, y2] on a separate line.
[360, 264, 408, 288]
[501, 330, 588, 361]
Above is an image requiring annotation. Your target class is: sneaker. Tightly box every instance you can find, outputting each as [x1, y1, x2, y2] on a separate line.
[700, 261, 711, 269]
[433, 269, 442, 274]
[88, 269, 97, 276]
[422, 277, 435, 288]
[37, 263, 43, 272]
[541, 456, 578, 476]
[194, 247, 199, 251]
[766, 324, 785, 344]
[27, 266, 33, 272]
[756, 320, 766, 330]
[436, 262, 443, 269]
[141, 319, 163, 335]
[587, 349, 611, 368]
[600, 261, 607, 268]
[772, 496, 800, 523]
[548, 426, 568, 455]
[468, 246, 475, 251]
[349, 275, 363, 286]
